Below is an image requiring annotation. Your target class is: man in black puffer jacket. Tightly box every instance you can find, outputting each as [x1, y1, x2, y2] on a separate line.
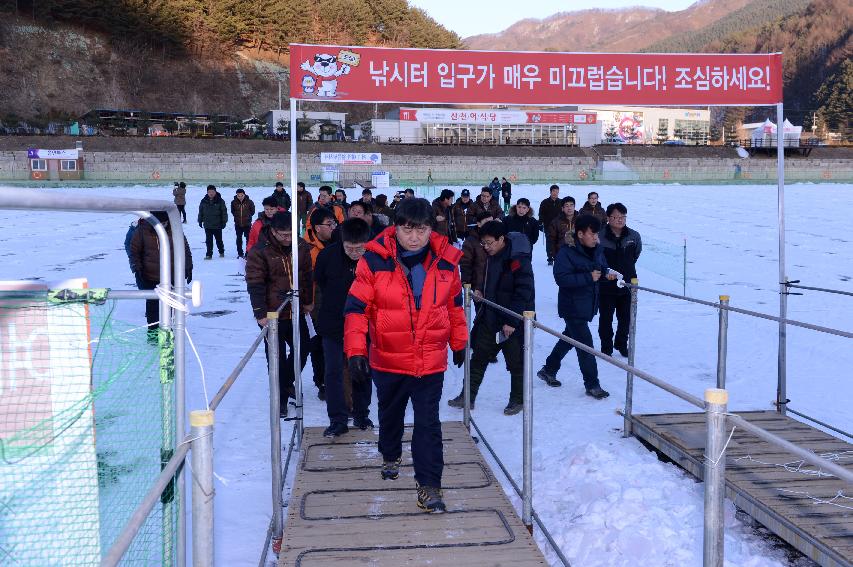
[448, 221, 534, 416]
[537, 215, 615, 400]
[503, 198, 540, 248]
[198, 185, 228, 259]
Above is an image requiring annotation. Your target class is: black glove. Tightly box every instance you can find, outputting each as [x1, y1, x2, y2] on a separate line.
[452, 349, 466, 368]
[198, 222, 203, 228]
[348, 355, 370, 384]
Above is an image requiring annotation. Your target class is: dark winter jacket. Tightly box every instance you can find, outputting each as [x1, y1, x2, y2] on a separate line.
[478, 232, 535, 330]
[553, 238, 609, 322]
[538, 197, 563, 234]
[471, 195, 503, 219]
[172, 185, 187, 206]
[344, 227, 467, 377]
[313, 242, 358, 339]
[231, 196, 256, 228]
[296, 189, 313, 217]
[129, 219, 194, 285]
[488, 179, 501, 199]
[269, 188, 292, 211]
[579, 201, 607, 224]
[431, 198, 455, 240]
[198, 193, 228, 229]
[460, 229, 487, 293]
[501, 180, 512, 202]
[599, 224, 642, 296]
[504, 206, 541, 246]
[299, 228, 337, 311]
[547, 212, 579, 258]
[244, 227, 312, 320]
[452, 198, 477, 238]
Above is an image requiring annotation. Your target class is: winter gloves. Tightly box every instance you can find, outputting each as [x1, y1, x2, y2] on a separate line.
[452, 349, 466, 368]
[348, 355, 371, 384]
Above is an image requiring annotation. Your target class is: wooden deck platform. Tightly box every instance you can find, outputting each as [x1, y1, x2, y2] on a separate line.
[278, 421, 548, 566]
[629, 410, 853, 567]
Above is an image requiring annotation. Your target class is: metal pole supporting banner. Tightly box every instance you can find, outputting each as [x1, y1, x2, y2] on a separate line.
[776, 102, 788, 415]
[703, 388, 728, 567]
[266, 313, 284, 544]
[522, 310, 535, 533]
[624, 278, 639, 437]
[190, 410, 214, 567]
[463, 284, 472, 430]
[682, 238, 687, 296]
[716, 296, 730, 390]
[290, 97, 304, 449]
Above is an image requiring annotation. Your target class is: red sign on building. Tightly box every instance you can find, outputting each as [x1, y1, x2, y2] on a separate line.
[290, 44, 782, 106]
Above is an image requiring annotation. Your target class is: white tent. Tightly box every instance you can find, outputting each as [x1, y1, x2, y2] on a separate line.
[750, 118, 802, 147]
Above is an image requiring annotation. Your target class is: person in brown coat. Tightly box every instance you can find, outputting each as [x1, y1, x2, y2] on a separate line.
[245, 212, 312, 407]
[172, 181, 187, 223]
[547, 196, 579, 262]
[538, 184, 562, 263]
[129, 211, 193, 337]
[295, 181, 314, 235]
[460, 210, 495, 295]
[431, 189, 456, 241]
[471, 186, 503, 219]
[231, 188, 256, 258]
[452, 189, 476, 240]
[579, 191, 607, 224]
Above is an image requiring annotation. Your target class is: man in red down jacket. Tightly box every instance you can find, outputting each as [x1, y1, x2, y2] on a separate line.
[344, 198, 467, 514]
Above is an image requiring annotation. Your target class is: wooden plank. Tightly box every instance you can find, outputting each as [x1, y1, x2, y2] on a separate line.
[278, 421, 548, 567]
[631, 410, 853, 567]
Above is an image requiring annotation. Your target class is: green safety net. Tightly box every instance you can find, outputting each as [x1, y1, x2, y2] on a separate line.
[0, 291, 177, 566]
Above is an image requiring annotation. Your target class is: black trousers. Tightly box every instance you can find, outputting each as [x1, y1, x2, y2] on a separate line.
[322, 336, 371, 425]
[373, 370, 444, 488]
[204, 228, 224, 256]
[308, 334, 325, 389]
[235, 224, 250, 256]
[598, 293, 631, 351]
[468, 321, 523, 404]
[176, 205, 186, 223]
[262, 316, 310, 407]
[544, 317, 600, 390]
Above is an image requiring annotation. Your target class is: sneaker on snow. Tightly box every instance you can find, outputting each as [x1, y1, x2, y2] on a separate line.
[381, 457, 402, 480]
[503, 401, 523, 416]
[536, 367, 561, 387]
[447, 392, 474, 410]
[317, 386, 326, 401]
[219, 252, 225, 258]
[323, 422, 349, 438]
[601, 346, 613, 356]
[617, 346, 629, 357]
[204, 255, 212, 260]
[416, 484, 446, 513]
[585, 386, 610, 400]
[353, 416, 374, 430]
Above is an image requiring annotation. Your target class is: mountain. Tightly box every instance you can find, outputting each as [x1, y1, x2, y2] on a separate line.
[463, 0, 755, 53]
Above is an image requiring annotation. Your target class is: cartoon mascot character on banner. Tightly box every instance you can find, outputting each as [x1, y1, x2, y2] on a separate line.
[300, 50, 360, 98]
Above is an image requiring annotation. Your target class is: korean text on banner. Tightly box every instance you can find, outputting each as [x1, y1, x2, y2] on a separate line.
[290, 44, 782, 106]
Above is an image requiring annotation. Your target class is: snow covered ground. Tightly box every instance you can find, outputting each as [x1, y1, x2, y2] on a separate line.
[1, 181, 850, 566]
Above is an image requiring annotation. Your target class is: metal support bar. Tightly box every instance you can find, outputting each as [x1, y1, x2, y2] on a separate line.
[703, 388, 728, 567]
[786, 283, 853, 297]
[776, 101, 787, 417]
[522, 310, 535, 532]
[266, 312, 284, 540]
[289, 97, 304, 450]
[716, 296, 730, 389]
[100, 436, 191, 567]
[624, 279, 639, 437]
[190, 411, 214, 567]
[463, 284, 473, 430]
[209, 326, 269, 411]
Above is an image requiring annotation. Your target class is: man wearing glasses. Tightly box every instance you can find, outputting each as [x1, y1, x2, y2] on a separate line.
[344, 198, 467, 513]
[448, 221, 534, 416]
[598, 203, 642, 357]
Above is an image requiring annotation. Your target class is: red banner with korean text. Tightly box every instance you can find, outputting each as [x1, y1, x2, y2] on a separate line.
[290, 44, 782, 106]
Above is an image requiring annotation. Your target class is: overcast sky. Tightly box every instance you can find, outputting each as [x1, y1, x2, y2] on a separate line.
[408, 0, 699, 38]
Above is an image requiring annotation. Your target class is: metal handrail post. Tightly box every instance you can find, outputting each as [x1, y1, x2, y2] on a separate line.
[776, 101, 788, 417]
[190, 410, 214, 567]
[703, 388, 728, 567]
[522, 310, 535, 533]
[624, 278, 639, 437]
[266, 312, 284, 541]
[777, 277, 788, 415]
[289, 97, 304, 450]
[716, 296, 730, 389]
[463, 284, 472, 430]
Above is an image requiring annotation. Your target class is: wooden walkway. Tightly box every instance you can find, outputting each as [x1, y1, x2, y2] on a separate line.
[278, 421, 548, 566]
[629, 410, 853, 567]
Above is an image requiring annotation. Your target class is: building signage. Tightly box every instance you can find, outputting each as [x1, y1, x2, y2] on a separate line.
[27, 149, 79, 160]
[320, 152, 381, 165]
[291, 44, 783, 106]
[399, 108, 596, 125]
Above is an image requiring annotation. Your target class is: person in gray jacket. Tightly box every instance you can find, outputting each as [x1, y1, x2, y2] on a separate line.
[173, 181, 187, 223]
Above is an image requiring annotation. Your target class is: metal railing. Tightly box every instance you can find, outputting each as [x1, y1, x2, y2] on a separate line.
[461, 282, 853, 567]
